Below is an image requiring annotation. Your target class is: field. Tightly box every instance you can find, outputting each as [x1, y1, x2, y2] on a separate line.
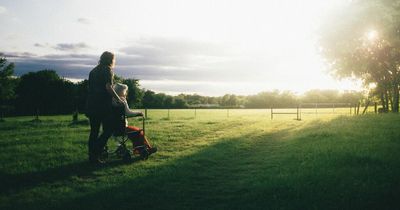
[0, 109, 400, 210]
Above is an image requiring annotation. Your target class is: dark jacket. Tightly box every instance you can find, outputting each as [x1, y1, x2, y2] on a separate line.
[86, 64, 114, 117]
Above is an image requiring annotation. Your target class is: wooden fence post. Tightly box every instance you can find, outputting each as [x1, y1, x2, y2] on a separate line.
[374, 102, 377, 114]
[35, 109, 40, 121]
[145, 109, 148, 119]
[297, 105, 300, 120]
[350, 104, 352, 115]
[271, 106, 273, 120]
[315, 103, 318, 115]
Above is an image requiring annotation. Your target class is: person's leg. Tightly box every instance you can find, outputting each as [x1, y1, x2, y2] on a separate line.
[96, 114, 114, 155]
[143, 134, 157, 154]
[143, 135, 152, 148]
[126, 125, 140, 131]
[88, 116, 101, 161]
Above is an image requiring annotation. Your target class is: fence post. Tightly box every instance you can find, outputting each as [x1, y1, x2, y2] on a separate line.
[350, 103, 352, 115]
[35, 109, 40, 121]
[297, 105, 300, 120]
[356, 103, 360, 115]
[374, 102, 377, 114]
[271, 106, 273, 120]
[145, 109, 148, 119]
[315, 103, 318, 115]
[168, 109, 170, 119]
[72, 111, 78, 123]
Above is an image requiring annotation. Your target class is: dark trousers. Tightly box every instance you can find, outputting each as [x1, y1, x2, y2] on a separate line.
[88, 114, 113, 158]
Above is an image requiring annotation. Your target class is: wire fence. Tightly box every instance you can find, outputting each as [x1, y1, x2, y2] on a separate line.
[134, 103, 380, 121]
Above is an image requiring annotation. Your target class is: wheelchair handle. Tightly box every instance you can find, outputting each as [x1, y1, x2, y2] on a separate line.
[141, 115, 145, 136]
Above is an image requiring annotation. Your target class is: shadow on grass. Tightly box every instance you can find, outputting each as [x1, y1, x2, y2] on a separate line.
[0, 159, 135, 195]
[3, 115, 400, 210]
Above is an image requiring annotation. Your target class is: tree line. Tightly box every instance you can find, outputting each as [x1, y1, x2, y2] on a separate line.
[0, 55, 365, 118]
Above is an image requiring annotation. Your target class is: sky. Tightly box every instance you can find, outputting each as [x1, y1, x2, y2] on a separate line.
[0, 0, 361, 96]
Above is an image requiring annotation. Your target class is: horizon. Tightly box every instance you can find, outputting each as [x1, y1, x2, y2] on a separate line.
[0, 0, 362, 96]
[62, 77, 362, 97]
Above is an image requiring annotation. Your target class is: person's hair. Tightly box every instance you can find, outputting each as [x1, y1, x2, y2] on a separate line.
[98, 51, 115, 68]
[113, 83, 128, 97]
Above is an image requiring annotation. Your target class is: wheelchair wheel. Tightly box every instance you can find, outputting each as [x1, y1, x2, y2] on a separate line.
[140, 148, 149, 160]
[100, 147, 109, 160]
[122, 151, 132, 163]
[116, 144, 127, 158]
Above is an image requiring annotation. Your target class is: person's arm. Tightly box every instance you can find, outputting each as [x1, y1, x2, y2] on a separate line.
[122, 99, 143, 117]
[106, 82, 122, 103]
[104, 68, 122, 103]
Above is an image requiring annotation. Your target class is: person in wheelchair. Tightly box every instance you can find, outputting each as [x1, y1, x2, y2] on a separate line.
[112, 83, 157, 157]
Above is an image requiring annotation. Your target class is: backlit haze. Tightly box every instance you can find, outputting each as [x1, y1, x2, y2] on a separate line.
[0, 0, 361, 96]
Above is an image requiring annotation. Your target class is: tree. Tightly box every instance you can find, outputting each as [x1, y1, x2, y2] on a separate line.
[173, 98, 188, 108]
[0, 55, 16, 120]
[15, 70, 75, 119]
[164, 96, 174, 108]
[142, 90, 156, 108]
[75, 79, 89, 113]
[319, 0, 400, 112]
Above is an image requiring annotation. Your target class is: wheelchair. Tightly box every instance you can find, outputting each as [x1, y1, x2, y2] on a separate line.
[101, 105, 149, 163]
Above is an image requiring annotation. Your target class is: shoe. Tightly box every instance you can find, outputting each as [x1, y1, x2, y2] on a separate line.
[90, 157, 106, 165]
[148, 147, 157, 155]
[89, 152, 106, 165]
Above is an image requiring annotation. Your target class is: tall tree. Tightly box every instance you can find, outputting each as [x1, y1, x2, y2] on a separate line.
[319, 0, 400, 112]
[16, 70, 75, 118]
[142, 90, 156, 108]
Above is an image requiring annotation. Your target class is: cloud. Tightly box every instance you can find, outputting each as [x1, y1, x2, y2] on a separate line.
[3, 37, 284, 95]
[3, 52, 37, 58]
[118, 37, 238, 75]
[54, 42, 89, 51]
[0, 6, 6, 14]
[115, 37, 283, 83]
[120, 37, 233, 58]
[77, 18, 91, 25]
[34, 43, 51, 48]
[33, 42, 90, 52]
[12, 37, 236, 82]
[4, 52, 96, 79]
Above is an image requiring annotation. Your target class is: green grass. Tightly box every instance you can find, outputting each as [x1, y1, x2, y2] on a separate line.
[0, 109, 399, 210]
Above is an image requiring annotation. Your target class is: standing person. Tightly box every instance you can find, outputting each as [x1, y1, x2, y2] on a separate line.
[86, 51, 122, 164]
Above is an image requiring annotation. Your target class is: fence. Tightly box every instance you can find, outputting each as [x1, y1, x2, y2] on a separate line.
[270, 106, 301, 120]
[137, 103, 380, 121]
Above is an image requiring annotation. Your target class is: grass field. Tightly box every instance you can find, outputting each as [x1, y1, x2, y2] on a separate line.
[0, 109, 399, 210]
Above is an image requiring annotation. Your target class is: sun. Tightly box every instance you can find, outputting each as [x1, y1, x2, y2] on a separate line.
[366, 30, 378, 41]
